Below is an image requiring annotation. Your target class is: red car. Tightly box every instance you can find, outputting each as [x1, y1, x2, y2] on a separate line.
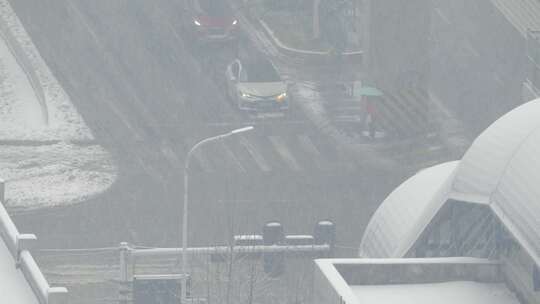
[181, 0, 239, 44]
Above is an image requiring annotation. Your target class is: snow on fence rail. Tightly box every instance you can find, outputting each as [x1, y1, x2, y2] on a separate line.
[129, 244, 331, 258]
[116, 241, 331, 304]
[0, 180, 67, 304]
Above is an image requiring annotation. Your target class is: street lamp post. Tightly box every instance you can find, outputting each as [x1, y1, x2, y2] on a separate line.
[181, 126, 254, 303]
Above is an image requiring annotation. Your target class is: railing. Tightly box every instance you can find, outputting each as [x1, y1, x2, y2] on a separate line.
[118, 242, 331, 304]
[0, 180, 67, 304]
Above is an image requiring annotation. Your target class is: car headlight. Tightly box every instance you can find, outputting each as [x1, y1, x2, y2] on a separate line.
[276, 92, 287, 102]
[194, 19, 201, 26]
[241, 92, 255, 99]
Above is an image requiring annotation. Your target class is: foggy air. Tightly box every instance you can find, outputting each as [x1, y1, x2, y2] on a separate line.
[0, 0, 538, 303]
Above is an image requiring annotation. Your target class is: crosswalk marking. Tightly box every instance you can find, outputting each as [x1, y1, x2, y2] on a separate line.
[434, 7, 451, 25]
[238, 137, 272, 172]
[221, 142, 247, 173]
[268, 136, 302, 171]
[192, 150, 214, 173]
[333, 105, 363, 112]
[297, 135, 328, 171]
[297, 135, 322, 157]
[180, 134, 345, 174]
[160, 142, 182, 170]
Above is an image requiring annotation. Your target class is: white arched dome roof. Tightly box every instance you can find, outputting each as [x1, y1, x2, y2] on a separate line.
[359, 98, 540, 264]
[359, 161, 459, 258]
[450, 98, 540, 263]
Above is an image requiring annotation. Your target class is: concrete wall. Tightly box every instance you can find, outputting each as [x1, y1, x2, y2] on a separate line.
[335, 261, 502, 285]
[312, 258, 502, 304]
[313, 260, 358, 304]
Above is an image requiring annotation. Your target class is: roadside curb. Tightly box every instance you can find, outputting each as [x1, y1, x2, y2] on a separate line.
[0, 15, 48, 125]
[258, 18, 363, 61]
[231, 3, 395, 168]
[292, 84, 397, 170]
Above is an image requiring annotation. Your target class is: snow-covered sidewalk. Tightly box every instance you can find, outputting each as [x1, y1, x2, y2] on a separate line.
[0, 0, 116, 211]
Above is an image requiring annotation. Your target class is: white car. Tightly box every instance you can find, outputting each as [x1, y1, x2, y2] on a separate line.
[225, 58, 289, 112]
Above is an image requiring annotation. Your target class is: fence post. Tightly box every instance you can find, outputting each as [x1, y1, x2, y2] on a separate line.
[48, 287, 69, 304]
[16, 233, 37, 267]
[119, 242, 134, 304]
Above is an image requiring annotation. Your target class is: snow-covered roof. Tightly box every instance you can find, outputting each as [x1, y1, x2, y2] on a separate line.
[359, 98, 540, 265]
[351, 281, 520, 304]
[359, 161, 459, 258]
[285, 235, 314, 239]
[315, 258, 519, 304]
[450, 98, 540, 266]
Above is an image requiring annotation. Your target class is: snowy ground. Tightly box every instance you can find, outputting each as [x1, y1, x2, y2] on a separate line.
[0, 143, 116, 211]
[0, 0, 116, 210]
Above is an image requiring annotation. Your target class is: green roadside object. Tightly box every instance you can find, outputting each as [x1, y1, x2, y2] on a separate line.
[356, 86, 383, 97]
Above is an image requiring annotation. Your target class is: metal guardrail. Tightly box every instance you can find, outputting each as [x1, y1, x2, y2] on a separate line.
[0, 180, 67, 304]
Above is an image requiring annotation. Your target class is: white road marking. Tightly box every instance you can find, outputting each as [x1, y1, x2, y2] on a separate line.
[220, 142, 247, 173]
[251, 112, 285, 119]
[135, 156, 166, 184]
[63, 2, 143, 142]
[493, 73, 505, 86]
[238, 136, 272, 172]
[204, 120, 308, 128]
[66, 2, 158, 141]
[333, 115, 362, 123]
[333, 106, 363, 112]
[192, 150, 214, 173]
[298, 135, 321, 157]
[160, 142, 182, 169]
[269, 136, 302, 171]
[463, 39, 480, 58]
[297, 135, 327, 170]
[434, 7, 451, 25]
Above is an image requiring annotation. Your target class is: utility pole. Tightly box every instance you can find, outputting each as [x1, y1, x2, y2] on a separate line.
[181, 126, 254, 303]
[313, 0, 321, 39]
[362, 0, 371, 69]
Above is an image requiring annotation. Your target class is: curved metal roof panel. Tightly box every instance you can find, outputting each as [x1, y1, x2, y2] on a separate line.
[359, 161, 459, 258]
[450, 98, 540, 265]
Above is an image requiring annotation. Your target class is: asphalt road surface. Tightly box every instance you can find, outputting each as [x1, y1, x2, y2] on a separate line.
[7, 1, 524, 303]
[10, 0, 404, 251]
[430, 0, 528, 135]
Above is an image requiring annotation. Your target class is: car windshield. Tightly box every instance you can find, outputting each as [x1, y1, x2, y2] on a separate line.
[240, 61, 281, 83]
[197, 0, 228, 16]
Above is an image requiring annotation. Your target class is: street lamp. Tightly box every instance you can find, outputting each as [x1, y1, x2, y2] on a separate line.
[181, 126, 254, 302]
